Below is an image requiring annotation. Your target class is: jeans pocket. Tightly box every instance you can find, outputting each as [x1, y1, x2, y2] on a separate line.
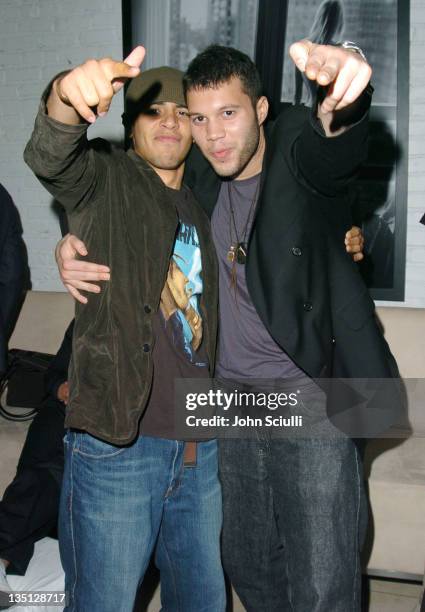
[73, 431, 127, 459]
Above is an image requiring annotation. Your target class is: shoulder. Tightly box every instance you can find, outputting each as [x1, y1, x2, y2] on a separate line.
[87, 138, 136, 178]
[266, 105, 311, 143]
[0, 183, 14, 211]
[88, 137, 124, 159]
[0, 184, 20, 231]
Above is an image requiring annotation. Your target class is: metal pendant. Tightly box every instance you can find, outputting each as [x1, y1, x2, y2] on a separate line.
[227, 243, 247, 264]
[227, 245, 236, 263]
[235, 242, 247, 264]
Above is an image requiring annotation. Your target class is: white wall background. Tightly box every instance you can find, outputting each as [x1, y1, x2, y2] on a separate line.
[0, 0, 424, 305]
[388, 0, 425, 308]
[0, 0, 124, 290]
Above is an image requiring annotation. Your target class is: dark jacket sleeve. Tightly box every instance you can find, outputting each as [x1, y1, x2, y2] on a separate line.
[44, 319, 74, 400]
[279, 89, 372, 198]
[0, 185, 27, 374]
[23, 86, 107, 214]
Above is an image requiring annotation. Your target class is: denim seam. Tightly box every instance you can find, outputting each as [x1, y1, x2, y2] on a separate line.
[69, 435, 78, 612]
[73, 448, 126, 459]
[352, 448, 361, 612]
[271, 490, 294, 612]
[165, 441, 181, 498]
[158, 527, 181, 611]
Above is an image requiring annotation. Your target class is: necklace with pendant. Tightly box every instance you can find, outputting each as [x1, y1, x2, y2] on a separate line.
[227, 242, 248, 265]
[227, 179, 259, 266]
[226, 178, 260, 302]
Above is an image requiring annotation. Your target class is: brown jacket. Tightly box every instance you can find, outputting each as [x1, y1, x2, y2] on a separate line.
[24, 102, 218, 445]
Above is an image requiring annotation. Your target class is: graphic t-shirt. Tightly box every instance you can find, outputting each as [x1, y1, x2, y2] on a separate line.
[140, 185, 209, 438]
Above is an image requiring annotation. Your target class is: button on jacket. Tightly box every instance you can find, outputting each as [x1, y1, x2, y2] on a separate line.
[24, 101, 218, 445]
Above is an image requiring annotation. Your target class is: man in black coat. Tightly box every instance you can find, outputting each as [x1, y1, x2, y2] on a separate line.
[0, 321, 72, 602]
[181, 44, 400, 612]
[0, 185, 27, 376]
[52, 41, 400, 611]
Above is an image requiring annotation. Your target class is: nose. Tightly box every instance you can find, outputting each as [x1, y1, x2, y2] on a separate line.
[206, 119, 225, 141]
[161, 109, 178, 129]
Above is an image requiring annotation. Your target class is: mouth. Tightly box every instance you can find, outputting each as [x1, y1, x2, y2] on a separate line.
[155, 135, 181, 144]
[210, 148, 232, 161]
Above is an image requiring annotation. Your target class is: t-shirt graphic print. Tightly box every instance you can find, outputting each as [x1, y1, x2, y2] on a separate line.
[159, 220, 204, 364]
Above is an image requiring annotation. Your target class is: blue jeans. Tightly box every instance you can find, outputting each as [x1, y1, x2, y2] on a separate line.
[218, 389, 368, 612]
[59, 433, 225, 612]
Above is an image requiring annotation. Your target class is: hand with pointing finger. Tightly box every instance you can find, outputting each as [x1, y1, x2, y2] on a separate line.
[48, 46, 146, 125]
[289, 40, 372, 118]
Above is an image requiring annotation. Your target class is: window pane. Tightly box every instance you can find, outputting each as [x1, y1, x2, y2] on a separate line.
[133, 0, 259, 70]
[281, 0, 398, 107]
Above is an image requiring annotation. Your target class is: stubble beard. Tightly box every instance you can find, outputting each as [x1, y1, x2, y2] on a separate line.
[149, 151, 186, 171]
[211, 119, 260, 179]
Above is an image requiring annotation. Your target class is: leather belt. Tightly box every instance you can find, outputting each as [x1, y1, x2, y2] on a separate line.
[183, 441, 197, 467]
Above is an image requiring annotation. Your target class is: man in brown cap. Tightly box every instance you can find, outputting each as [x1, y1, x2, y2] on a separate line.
[24, 48, 225, 612]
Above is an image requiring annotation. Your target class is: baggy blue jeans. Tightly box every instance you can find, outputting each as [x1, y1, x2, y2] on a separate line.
[59, 432, 225, 612]
[218, 388, 368, 612]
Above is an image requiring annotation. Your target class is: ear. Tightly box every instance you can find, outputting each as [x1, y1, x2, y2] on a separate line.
[256, 96, 269, 126]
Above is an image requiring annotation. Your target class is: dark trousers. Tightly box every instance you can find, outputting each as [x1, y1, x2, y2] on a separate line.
[0, 400, 65, 575]
[219, 428, 368, 612]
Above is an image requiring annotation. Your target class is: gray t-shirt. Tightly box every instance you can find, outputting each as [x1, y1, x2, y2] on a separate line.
[211, 174, 304, 380]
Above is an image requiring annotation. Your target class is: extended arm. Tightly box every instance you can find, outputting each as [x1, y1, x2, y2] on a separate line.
[23, 48, 145, 213]
[284, 42, 372, 197]
[289, 40, 372, 137]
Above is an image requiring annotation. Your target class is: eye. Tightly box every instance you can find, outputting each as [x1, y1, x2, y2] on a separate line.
[178, 109, 189, 117]
[223, 110, 235, 118]
[145, 107, 160, 116]
[192, 116, 206, 125]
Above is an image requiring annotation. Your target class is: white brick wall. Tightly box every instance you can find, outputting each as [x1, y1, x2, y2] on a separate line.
[0, 1, 424, 305]
[0, 0, 124, 290]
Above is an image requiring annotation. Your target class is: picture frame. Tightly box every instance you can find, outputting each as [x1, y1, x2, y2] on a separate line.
[255, 0, 410, 300]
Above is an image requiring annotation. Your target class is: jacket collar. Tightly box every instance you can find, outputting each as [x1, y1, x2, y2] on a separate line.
[126, 148, 170, 191]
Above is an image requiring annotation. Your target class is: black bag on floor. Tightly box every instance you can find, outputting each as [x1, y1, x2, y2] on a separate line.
[0, 348, 54, 420]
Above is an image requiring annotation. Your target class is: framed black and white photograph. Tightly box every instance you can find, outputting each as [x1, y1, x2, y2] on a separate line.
[255, 0, 409, 301]
[124, 0, 409, 300]
[124, 0, 260, 70]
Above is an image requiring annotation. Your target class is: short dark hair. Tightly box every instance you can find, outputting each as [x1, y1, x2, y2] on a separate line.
[183, 45, 263, 108]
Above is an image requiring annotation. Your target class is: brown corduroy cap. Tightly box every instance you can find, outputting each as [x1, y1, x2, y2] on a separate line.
[122, 66, 186, 128]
